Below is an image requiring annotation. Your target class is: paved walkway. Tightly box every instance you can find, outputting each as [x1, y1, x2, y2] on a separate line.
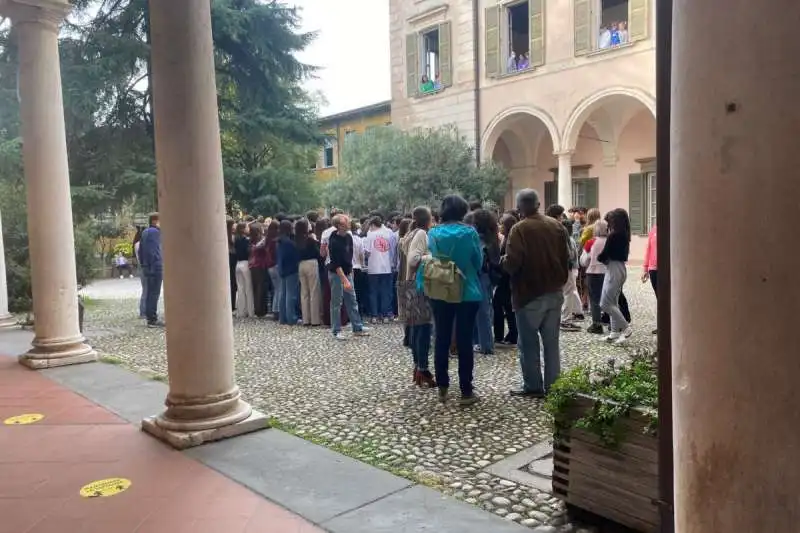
[0, 356, 320, 533]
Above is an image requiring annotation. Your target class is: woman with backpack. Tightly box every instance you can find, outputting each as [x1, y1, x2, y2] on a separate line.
[419, 195, 483, 406]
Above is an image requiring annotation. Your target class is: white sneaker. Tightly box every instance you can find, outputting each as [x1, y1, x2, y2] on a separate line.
[613, 327, 633, 346]
[333, 332, 348, 341]
[603, 331, 620, 343]
[353, 326, 371, 336]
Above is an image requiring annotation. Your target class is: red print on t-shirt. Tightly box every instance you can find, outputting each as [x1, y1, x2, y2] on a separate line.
[373, 236, 390, 253]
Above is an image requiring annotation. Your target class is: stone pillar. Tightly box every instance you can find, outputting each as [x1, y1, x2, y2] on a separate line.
[141, 0, 267, 449]
[555, 150, 573, 208]
[672, 0, 800, 531]
[0, 210, 18, 329]
[10, 0, 96, 368]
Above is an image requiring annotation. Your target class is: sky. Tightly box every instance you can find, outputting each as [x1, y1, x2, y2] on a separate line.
[293, 0, 391, 116]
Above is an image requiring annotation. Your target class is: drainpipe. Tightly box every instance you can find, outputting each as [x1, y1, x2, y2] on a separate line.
[335, 123, 342, 177]
[655, 0, 674, 531]
[472, 0, 481, 165]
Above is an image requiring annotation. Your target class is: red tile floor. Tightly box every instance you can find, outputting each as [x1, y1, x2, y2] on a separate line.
[0, 357, 323, 533]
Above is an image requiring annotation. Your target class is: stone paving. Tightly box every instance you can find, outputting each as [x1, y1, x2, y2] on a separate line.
[79, 273, 657, 531]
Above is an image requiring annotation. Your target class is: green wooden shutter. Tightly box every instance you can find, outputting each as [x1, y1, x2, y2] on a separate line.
[584, 177, 599, 209]
[406, 33, 419, 97]
[628, 0, 649, 41]
[544, 181, 556, 209]
[629, 173, 647, 235]
[529, 0, 545, 67]
[574, 0, 591, 56]
[438, 21, 452, 87]
[485, 6, 501, 77]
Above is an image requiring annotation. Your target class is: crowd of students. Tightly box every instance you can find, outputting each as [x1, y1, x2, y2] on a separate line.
[131, 191, 657, 404]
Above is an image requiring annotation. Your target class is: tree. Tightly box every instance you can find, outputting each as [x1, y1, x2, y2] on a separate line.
[322, 126, 509, 215]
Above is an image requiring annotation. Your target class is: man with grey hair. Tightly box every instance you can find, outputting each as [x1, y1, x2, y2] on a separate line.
[502, 189, 570, 397]
[328, 214, 369, 340]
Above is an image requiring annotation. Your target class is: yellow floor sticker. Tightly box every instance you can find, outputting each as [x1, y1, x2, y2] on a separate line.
[3, 413, 44, 425]
[79, 478, 132, 498]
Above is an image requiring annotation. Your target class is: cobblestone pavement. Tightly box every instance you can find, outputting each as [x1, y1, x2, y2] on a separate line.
[82, 272, 657, 531]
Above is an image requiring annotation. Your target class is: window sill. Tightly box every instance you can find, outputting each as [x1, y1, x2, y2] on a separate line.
[414, 87, 446, 99]
[317, 166, 336, 171]
[584, 41, 636, 58]
[495, 66, 537, 80]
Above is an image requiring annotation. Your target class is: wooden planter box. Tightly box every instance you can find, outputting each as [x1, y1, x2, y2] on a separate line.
[552, 394, 659, 533]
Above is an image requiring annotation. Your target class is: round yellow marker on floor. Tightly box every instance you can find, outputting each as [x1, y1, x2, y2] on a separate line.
[79, 478, 132, 498]
[3, 413, 44, 425]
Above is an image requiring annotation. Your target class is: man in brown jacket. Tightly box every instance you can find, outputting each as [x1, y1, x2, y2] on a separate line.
[501, 189, 570, 397]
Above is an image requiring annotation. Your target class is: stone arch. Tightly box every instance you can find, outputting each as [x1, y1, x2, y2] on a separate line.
[562, 87, 656, 153]
[481, 105, 561, 159]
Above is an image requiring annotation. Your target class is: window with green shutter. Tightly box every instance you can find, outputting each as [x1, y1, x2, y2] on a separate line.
[529, 0, 545, 67]
[544, 181, 557, 209]
[406, 33, 419, 97]
[485, 6, 501, 77]
[628, 173, 647, 235]
[575, 0, 649, 56]
[437, 21, 452, 87]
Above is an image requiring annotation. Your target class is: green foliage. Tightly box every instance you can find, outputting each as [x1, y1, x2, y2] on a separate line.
[544, 350, 659, 447]
[323, 126, 509, 215]
[113, 241, 134, 257]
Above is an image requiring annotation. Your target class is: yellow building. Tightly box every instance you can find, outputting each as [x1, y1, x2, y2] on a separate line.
[315, 100, 392, 180]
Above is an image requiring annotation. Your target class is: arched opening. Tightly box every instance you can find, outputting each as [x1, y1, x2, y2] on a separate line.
[482, 108, 559, 209]
[563, 89, 656, 257]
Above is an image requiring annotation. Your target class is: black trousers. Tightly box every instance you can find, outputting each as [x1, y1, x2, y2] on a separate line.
[492, 285, 517, 343]
[649, 270, 658, 298]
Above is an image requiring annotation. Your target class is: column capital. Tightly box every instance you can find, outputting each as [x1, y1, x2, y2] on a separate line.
[3, 0, 71, 31]
[554, 149, 574, 158]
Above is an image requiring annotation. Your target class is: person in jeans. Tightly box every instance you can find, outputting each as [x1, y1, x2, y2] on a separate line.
[364, 216, 397, 322]
[399, 207, 435, 387]
[138, 212, 164, 328]
[132, 226, 146, 318]
[468, 209, 500, 355]
[328, 214, 369, 340]
[264, 221, 280, 320]
[583, 219, 609, 334]
[425, 195, 483, 406]
[276, 220, 300, 324]
[295, 219, 322, 326]
[599, 209, 632, 345]
[502, 190, 570, 397]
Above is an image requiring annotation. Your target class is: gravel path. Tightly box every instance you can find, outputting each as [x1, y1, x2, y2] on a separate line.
[82, 272, 657, 531]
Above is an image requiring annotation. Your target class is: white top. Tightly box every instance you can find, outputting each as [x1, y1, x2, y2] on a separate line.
[352, 234, 365, 270]
[363, 226, 395, 275]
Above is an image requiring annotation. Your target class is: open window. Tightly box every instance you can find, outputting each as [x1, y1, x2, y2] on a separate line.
[322, 138, 335, 168]
[575, 0, 649, 56]
[406, 22, 452, 98]
[486, 0, 544, 78]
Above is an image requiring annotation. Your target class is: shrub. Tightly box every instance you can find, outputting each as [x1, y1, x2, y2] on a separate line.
[544, 350, 659, 447]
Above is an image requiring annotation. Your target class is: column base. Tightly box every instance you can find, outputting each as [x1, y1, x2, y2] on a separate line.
[141, 401, 270, 450]
[0, 314, 18, 330]
[18, 335, 97, 369]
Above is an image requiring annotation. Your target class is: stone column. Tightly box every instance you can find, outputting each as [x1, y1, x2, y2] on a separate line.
[0, 210, 18, 329]
[555, 150, 573, 208]
[10, 0, 96, 367]
[672, 0, 800, 531]
[141, 0, 267, 449]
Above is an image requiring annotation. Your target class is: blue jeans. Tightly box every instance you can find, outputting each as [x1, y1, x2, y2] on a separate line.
[144, 270, 163, 324]
[515, 291, 564, 393]
[472, 272, 494, 353]
[368, 273, 393, 318]
[430, 299, 479, 396]
[410, 323, 431, 371]
[329, 272, 364, 334]
[139, 274, 148, 318]
[279, 273, 299, 324]
[268, 266, 281, 315]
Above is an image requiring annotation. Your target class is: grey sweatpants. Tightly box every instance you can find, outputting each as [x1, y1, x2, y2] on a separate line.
[600, 260, 629, 332]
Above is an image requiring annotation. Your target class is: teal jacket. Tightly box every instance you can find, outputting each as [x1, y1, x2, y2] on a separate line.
[417, 222, 483, 302]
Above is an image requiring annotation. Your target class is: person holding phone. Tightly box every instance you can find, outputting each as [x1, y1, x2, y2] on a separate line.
[328, 214, 370, 340]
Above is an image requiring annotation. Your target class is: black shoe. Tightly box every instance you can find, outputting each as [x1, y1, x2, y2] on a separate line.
[438, 386, 449, 404]
[147, 320, 165, 328]
[560, 321, 580, 332]
[509, 389, 545, 399]
[652, 328, 658, 335]
[572, 313, 586, 321]
[587, 323, 604, 335]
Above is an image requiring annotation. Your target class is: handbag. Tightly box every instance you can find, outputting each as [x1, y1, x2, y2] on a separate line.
[397, 230, 432, 325]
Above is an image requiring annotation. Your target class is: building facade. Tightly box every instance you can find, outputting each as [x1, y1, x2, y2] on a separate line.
[390, 0, 656, 255]
[315, 100, 392, 180]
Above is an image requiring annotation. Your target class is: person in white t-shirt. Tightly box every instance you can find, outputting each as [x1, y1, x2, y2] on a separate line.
[363, 216, 397, 322]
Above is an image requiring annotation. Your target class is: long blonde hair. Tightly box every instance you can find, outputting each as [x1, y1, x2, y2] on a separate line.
[586, 207, 601, 225]
[594, 219, 609, 237]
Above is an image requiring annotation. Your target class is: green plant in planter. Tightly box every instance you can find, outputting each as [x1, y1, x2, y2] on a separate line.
[545, 349, 659, 447]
